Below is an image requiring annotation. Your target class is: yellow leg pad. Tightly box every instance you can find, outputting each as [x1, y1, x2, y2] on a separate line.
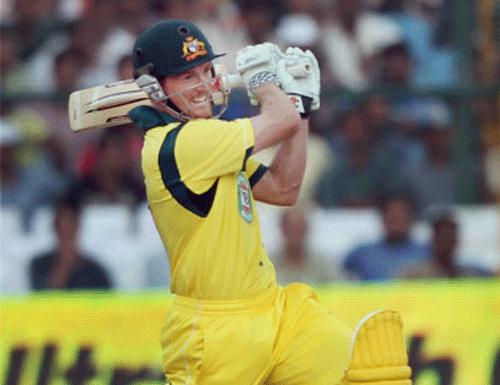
[340, 310, 413, 385]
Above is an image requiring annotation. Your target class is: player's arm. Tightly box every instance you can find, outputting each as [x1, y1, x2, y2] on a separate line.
[251, 117, 308, 206]
[248, 82, 301, 154]
[236, 43, 301, 155]
[245, 47, 321, 206]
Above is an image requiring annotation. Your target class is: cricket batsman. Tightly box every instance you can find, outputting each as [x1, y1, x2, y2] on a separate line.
[127, 19, 413, 385]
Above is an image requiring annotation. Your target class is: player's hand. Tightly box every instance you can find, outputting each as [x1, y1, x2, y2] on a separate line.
[236, 42, 282, 104]
[277, 47, 321, 117]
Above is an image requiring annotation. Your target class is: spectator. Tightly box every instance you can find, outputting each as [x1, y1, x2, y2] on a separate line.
[343, 195, 428, 281]
[0, 106, 72, 231]
[0, 28, 30, 95]
[53, 47, 87, 93]
[29, 199, 112, 290]
[475, 97, 500, 155]
[115, 0, 152, 36]
[8, 101, 74, 181]
[151, 0, 194, 22]
[281, 0, 322, 16]
[378, 42, 413, 87]
[236, 0, 283, 46]
[361, 94, 426, 168]
[24, 17, 102, 94]
[75, 0, 155, 89]
[117, 54, 134, 80]
[484, 136, 500, 205]
[396, 206, 495, 279]
[402, 102, 482, 217]
[473, 97, 500, 203]
[377, 0, 460, 87]
[4, 0, 62, 62]
[10, 36, 101, 176]
[272, 2, 340, 136]
[275, 12, 337, 90]
[272, 207, 341, 285]
[275, 11, 321, 51]
[361, 94, 394, 145]
[471, 0, 500, 84]
[377, 41, 455, 139]
[319, 0, 403, 91]
[23, 0, 135, 91]
[111, 53, 146, 176]
[186, 0, 248, 75]
[67, 128, 146, 210]
[314, 107, 407, 208]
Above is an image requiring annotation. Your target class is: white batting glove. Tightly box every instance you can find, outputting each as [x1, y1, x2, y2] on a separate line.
[277, 47, 321, 116]
[236, 42, 283, 104]
[304, 49, 321, 111]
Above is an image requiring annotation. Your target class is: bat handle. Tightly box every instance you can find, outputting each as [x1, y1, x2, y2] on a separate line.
[226, 63, 312, 89]
[226, 74, 245, 88]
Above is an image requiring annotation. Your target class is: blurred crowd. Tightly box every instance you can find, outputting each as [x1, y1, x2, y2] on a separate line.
[1, 0, 499, 291]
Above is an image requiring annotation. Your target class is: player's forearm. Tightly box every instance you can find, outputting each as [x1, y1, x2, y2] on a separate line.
[256, 82, 297, 119]
[250, 83, 301, 154]
[266, 117, 309, 205]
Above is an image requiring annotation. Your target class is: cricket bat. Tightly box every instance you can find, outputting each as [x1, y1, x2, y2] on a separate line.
[68, 79, 152, 132]
[68, 63, 311, 132]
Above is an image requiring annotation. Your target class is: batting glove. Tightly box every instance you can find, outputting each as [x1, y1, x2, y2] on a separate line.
[277, 47, 321, 117]
[236, 42, 283, 104]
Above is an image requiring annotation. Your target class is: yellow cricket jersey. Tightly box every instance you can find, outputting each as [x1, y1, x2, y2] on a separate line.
[129, 106, 277, 300]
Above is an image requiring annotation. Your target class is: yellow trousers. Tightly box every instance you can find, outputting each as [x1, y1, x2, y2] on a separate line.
[161, 283, 352, 385]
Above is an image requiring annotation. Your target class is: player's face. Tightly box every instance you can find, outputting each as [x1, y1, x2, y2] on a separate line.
[163, 62, 214, 119]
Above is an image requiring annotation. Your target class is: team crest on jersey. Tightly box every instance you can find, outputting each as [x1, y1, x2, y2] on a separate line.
[182, 36, 208, 61]
[237, 173, 253, 223]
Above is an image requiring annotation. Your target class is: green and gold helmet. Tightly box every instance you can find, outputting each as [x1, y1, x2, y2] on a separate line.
[132, 20, 225, 78]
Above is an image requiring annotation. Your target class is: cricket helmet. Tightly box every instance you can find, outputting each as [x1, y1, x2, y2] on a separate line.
[132, 20, 225, 78]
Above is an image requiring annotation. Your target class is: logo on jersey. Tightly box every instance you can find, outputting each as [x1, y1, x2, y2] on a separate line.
[237, 173, 253, 223]
[182, 36, 208, 61]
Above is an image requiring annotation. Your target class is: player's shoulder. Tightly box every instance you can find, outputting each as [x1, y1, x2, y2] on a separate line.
[184, 117, 251, 130]
[129, 105, 181, 130]
[176, 118, 253, 145]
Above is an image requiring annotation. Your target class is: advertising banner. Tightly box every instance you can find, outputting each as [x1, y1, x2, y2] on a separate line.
[1, 279, 499, 385]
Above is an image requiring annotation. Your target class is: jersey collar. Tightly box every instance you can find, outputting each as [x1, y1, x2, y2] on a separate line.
[128, 105, 182, 131]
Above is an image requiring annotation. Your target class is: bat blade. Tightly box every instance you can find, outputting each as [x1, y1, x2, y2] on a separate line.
[68, 79, 152, 132]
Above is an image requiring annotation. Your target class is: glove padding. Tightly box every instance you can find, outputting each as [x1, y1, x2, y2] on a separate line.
[276, 47, 321, 116]
[236, 42, 282, 104]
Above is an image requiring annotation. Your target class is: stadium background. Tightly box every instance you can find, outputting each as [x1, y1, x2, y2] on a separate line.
[1, 0, 499, 384]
